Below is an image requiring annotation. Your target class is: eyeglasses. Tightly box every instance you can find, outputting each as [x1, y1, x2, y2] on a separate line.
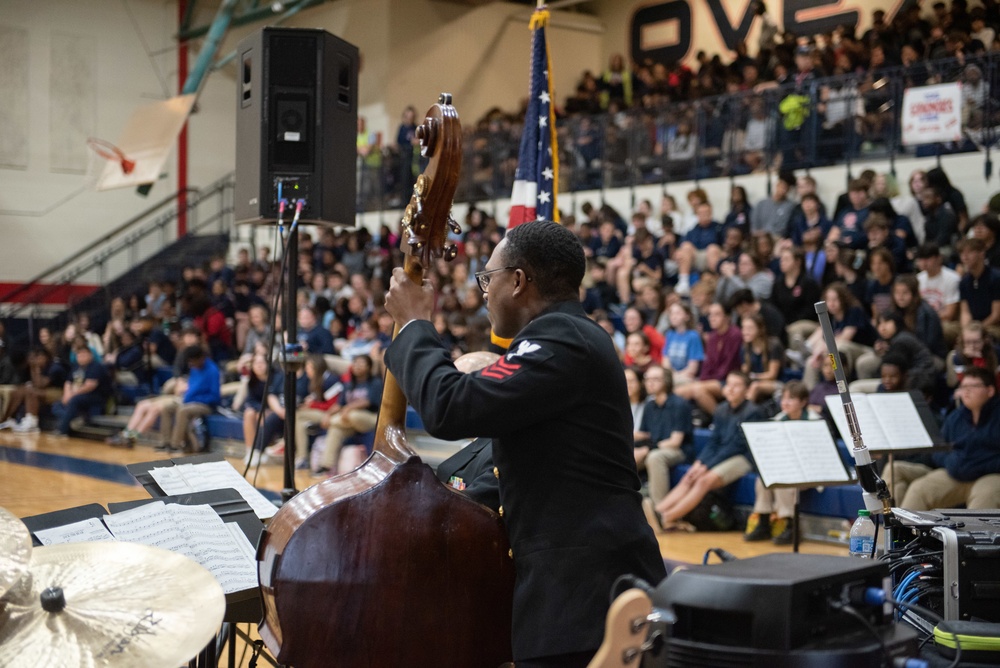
[959, 382, 989, 390]
[475, 266, 531, 292]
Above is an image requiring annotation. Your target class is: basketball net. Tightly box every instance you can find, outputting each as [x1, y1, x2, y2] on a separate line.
[85, 137, 136, 189]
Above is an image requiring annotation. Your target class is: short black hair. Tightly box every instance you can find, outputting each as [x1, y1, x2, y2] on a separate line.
[728, 288, 757, 310]
[184, 345, 207, 363]
[881, 351, 910, 373]
[502, 220, 585, 300]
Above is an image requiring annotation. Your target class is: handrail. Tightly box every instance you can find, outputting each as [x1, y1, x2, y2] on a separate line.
[0, 189, 199, 306]
[1, 175, 235, 324]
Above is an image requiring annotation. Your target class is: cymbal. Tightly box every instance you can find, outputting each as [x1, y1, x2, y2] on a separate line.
[0, 542, 226, 668]
[0, 507, 31, 600]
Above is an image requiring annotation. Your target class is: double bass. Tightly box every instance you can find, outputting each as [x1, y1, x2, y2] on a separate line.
[257, 94, 516, 667]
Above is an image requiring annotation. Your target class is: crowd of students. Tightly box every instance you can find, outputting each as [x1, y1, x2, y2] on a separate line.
[1, 151, 998, 533]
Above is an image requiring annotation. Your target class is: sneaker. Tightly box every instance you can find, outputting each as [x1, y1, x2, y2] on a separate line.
[13, 418, 40, 434]
[310, 466, 331, 478]
[265, 442, 285, 458]
[743, 513, 772, 541]
[154, 442, 175, 452]
[771, 518, 794, 545]
[107, 432, 135, 448]
[294, 457, 311, 470]
[243, 449, 262, 467]
[0, 419, 17, 430]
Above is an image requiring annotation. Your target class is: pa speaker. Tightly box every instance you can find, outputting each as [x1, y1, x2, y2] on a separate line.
[235, 27, 358, 226]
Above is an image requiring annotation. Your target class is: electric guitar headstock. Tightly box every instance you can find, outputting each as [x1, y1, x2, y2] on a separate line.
[399, 93, 462, 278]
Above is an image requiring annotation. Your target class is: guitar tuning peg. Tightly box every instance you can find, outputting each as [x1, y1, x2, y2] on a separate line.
[444, 245, 458, 261]
[402, 204, 415, 225]
[448, 216, 461, 235]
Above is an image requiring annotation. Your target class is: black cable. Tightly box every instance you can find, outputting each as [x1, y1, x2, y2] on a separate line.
[242, 218, 285, 483]
[885, 595, 962, 668]
[828, 601, 893, 667]
[609, 574, 654, 604]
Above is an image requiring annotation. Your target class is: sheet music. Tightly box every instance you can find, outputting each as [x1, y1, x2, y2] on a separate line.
[170, 505, 258, 594]
[825, 394, 934, 451]
[34, 518, 117, 545]
[825, 395, 893, 451]
[102, 502, 257, 594]
[742, 421, 850, 487]
[103, 501, 192, 556]
[869, 393, 934, 448]
[149, 461, 277, 519]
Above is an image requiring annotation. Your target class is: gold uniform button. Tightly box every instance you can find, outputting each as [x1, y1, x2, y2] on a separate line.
[493, 466, 500, 479]
[498, 506, 504, 517]
[508, 549, 513, 559]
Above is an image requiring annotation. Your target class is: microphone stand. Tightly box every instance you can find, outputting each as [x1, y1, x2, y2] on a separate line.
[814, 301, 904, 550]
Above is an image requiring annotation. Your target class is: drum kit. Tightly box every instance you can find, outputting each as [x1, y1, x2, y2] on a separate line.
[0, 506, 226, 667]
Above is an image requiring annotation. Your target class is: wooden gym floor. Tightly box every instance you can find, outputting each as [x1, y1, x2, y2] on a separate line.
[0, 430, 847, 666]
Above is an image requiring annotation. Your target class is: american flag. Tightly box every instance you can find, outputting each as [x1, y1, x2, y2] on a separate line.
[508, 6, 559, 228]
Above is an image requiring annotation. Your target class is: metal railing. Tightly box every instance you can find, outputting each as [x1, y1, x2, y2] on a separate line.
[356, 52, 999, 211]
[2, 174, 236, 338]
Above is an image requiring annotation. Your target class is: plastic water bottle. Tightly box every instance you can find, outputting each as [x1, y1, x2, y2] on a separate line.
[850, 510, 876, 558]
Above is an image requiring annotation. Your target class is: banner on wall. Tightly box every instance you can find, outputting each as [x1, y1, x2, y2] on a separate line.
[901, 83, 964, 146]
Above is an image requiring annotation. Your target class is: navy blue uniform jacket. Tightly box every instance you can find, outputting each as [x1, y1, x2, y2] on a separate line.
[386, 300, 666, 660]
[436, 437, 501, 513]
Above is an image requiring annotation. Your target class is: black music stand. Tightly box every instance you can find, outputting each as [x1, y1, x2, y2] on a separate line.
[741, 420, 855, 552]
[125, 455, 271, 668]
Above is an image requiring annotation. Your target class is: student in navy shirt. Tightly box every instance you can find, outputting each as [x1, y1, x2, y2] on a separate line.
[829, 179, 871, 249]
[958, 238, 1000, 332]
[297, 304, 335, 355]
[52, 343, 112, 436]
[637, 367, 693, 519]
[902, 367, 1000, 510]
[674, 201, 724, 295]
[653, 371, 763, 528]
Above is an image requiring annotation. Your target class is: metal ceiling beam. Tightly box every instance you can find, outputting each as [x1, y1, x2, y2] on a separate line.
[177, 0, 326, 41]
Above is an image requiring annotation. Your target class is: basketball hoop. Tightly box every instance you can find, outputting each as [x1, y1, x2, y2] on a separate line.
[86, 137, 136, 175]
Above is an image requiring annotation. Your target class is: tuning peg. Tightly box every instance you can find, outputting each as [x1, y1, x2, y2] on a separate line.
[438, 93, 452, 106]
[415, 175, 429, 198]
[444, 244, 458, 261]
[448, 216, 461, 235]
[402, 203, 415, 225]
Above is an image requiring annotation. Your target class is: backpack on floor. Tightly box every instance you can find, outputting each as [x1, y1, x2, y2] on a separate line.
[683, 490, 736, 531]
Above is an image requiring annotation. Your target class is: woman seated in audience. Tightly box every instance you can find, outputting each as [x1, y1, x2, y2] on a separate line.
[740, 314, 784, 404]
[770, 246, 822, 347]
[662, 302, 703, 386]
[623, 332, 655, 375]
[864, 246, 898, 319]
[716, 251, 773, 305]
[623, 306, 664, 366]
[803, 282, 877, 388]
[232, 352, 274, 460]
[891, 274, 947, 359]
[624, 367, 647, 441]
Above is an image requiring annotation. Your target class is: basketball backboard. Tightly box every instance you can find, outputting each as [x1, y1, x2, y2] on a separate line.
[94, 93, 196, 191]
